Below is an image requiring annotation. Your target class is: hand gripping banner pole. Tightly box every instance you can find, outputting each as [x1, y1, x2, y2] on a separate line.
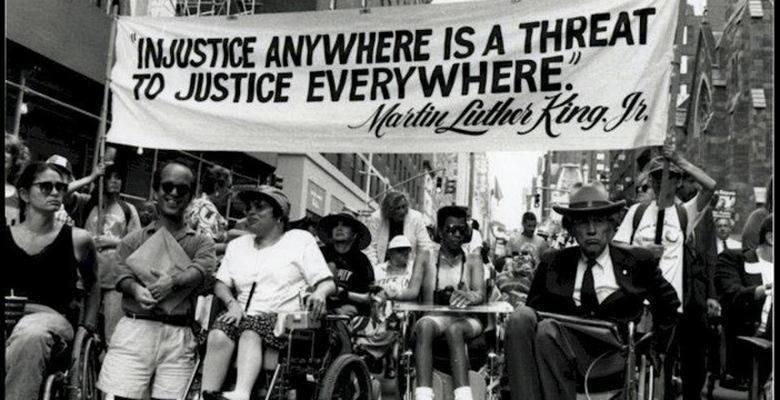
[96, 1, 120, 235]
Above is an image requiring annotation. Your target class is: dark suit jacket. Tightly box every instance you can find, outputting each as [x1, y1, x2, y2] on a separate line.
[715, 249, 770, 337]
[527, 245, 680, 344]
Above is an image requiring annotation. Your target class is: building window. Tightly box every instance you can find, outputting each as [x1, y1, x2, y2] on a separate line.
[682, 26, 688, 45]
[694, 78, 712, 137]
[748, 0, 764, 18]
[751, 89, 767, 109]
[680, 56, 688, 75]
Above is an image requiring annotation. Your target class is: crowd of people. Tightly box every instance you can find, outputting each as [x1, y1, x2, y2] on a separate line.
[4, 132, 774, 400]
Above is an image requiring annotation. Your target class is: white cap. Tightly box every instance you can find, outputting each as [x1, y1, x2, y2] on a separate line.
[387, 235, 412, 250]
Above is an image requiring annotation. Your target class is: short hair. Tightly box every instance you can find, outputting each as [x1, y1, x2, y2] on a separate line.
[380, 191, 408, 220]
[715, 217, 733, 227]
[5, 133, 31, 184]
[758, 214, 773, 245]
[201, 165, 231, 194]
[436, 206, 469, 230]
[152, 162, 195, 192]
[471, 219, 480, 230]
[522, 212, 537, 223]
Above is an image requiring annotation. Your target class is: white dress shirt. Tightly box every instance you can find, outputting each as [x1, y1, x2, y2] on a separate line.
[716, 237, 742, 254]
[573, 246, 620, 306]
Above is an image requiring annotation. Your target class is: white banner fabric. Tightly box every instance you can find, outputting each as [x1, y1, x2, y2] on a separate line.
[107, 0, 678, 153]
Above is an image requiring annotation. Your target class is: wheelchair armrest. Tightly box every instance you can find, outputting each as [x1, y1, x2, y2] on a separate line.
[536, 312, 620, 332]
[737, 336, 773, 353]
[634, 331, 654, 348]
[324, 314, 352, 322]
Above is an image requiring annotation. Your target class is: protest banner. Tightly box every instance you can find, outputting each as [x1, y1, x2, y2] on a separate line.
[107, 0, 678, 153]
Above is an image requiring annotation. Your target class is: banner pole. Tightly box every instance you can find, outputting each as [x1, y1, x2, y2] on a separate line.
[12, 73, 27, 136]
[97, 2, 120, 235]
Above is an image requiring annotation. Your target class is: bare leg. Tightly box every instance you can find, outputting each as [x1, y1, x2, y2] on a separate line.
[231, 330, 264, 398]
[414, 319, 437, 388]
[444, 321, 474, 388]
[200, 330, 236, 393]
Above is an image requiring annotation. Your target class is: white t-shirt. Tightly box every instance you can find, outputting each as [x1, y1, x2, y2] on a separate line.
[215, 229, 332, 315]
[613, 196, 702, 311]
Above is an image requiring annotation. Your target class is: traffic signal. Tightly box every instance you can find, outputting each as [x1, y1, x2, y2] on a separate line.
[533, 193, 541, 208]
[444, 178, 457, 194]
[266, 174, 284, 189]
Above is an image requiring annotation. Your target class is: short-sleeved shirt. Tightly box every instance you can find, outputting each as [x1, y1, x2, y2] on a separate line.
[216, 230, 332, 315]
[185, 194, 227, 242]
[85, 202, 142, 288]
[114, 221, 216, 318]
[321, 244, 374, 315]
[613, 196, 702, 311]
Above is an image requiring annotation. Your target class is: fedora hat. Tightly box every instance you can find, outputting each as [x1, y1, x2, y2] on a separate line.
[317, 212, 372, 250]
[233, 184, 290, 218]
[552, 183, 626, 216]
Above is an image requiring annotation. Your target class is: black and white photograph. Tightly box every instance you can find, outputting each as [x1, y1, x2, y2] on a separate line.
[4, 0, 774, 400]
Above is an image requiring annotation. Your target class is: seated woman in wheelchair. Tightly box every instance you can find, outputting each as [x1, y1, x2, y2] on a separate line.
[199, 186, 335, 400]
[503, 184, 680, 400]
[5, 162, 101, 400]
[414, 205, 485, 400]
[355, 235, 427, 372]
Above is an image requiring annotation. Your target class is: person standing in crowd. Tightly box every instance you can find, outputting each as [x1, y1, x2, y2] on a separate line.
[317, 212, 374, 317]
[742, 176, 772, 252]
[414, 205, 484, 400]
[97, 163, 217, 400]
[83, 164, 142, 344]
[508, 212, 549, 256]
[613, 142, 717, 400]
[5, 132, 30, 227]
[503, 183, 680, 400]
[464, 219, 484, 255]
[635, 176, 656, 203]
[365, 190, 433, 267]
[716, 217, 741, 254]
[186, 165, 230, 254]
[200, 186, 334, 400]
[716, 214, 773, 390]
[5, 162, 100, 400]
[46, 154, 106, 227]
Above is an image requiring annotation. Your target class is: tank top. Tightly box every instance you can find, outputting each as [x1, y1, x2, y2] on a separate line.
[4, 224, 80, 315]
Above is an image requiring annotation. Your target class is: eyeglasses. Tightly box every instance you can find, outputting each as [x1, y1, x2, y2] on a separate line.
[32, 181, 68, 195]
[444, 225, 468, 236]
[636, 184, 650, 194]
[160, 182, 191, 196]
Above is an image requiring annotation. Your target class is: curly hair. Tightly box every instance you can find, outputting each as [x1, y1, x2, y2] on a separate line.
[5, 133, 31, 184]
[380, 191, 408, 220]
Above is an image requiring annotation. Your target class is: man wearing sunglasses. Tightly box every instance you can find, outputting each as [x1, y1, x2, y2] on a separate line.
[613, 142, 718, 400]
[98, 163, 217, 400]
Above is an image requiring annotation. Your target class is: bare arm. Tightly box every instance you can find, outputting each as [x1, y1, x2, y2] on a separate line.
[395, 249, 429, 301]
[664, 142, 717, 211]
[67, 162, 106, 194]
[73, 228, 100, 332]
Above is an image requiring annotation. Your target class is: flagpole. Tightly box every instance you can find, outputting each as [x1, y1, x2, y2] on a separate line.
[97, 1, 120, 235]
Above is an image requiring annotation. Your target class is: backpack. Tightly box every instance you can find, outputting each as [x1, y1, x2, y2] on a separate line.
[629, 201, 708, 311]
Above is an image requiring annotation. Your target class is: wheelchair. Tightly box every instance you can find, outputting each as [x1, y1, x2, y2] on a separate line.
[5, 294, 105, 400]
[184, 307, 374, 400]
[393, 302, 513, 400]
[535, 310, 667, 400]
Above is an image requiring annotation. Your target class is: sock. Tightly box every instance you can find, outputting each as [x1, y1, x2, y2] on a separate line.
[415, 386, 434, 400]
[220, 390, 250, 400]
[454, 386, 473, 400]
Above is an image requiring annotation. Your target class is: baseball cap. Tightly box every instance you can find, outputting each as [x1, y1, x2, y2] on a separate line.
[387, 235, 412, 250]
[46, 154, 74, 178]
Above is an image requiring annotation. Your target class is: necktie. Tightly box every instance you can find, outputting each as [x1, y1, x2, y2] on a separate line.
[722, 240, 729, 251]
[581, 258, 599, 313]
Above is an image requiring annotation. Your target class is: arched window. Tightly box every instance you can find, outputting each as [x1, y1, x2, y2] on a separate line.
[693, 77, 712, 137]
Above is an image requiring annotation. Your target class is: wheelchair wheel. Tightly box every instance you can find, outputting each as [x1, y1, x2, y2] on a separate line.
[68, 332, 105, 400]
[331, 320, 353, 357]
[41, 372, 67, 400]
[318, 354, 373, 400]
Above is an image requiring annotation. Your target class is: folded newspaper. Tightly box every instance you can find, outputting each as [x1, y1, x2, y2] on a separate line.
[124, 227, 193, 314]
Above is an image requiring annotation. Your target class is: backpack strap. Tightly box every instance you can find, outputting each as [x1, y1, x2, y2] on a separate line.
[675, 202, 688, 240]
[630, 202, 651, 245]
[118, 199, 132, 230]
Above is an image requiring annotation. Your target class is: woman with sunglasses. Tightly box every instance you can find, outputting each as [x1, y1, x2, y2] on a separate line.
[4, 162, 100, 400]
[414, 205, 485, 400]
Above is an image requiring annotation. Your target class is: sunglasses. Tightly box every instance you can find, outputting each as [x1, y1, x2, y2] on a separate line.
[32, 181, 68, 195]
[160, 182, 191, 196]
[444, 225, 468, 236]
[636, 184, 650, 194]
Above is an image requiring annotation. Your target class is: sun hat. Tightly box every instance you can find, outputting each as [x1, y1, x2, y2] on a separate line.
[317, 212, 372, 250]
[234, 184, 290, 217]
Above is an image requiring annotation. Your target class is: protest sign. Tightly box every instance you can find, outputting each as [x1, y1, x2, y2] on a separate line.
[107, 0, 678, 153]
[713, 190, 737, 221]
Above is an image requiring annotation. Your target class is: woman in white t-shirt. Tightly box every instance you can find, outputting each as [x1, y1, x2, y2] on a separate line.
[200, 186, 335, 400]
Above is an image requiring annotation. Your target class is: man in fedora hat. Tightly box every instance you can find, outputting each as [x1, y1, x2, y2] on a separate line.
[317, 212, 375, 317]
[503, 183, 680, 400]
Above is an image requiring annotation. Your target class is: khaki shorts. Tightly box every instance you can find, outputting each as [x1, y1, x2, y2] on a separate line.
[97, 317, 197, 399]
